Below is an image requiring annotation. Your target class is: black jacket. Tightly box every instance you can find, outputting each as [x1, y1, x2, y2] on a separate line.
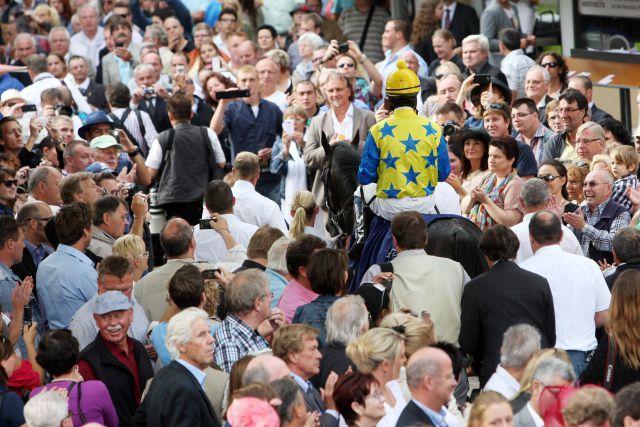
[85, 81, 109, 112]
[445, 2, 480, 47]
[395, 400, 436, 427]
[459, 260, 556, 384]
[605, 262, 640, 289]
[12, 247, 38, 284]
[580, 332, 640, 393]
[133, 361, 221, 427]
[138, 96, 172, 133]
[591, 104, 612, 123]
[463, 61, 508, 86]
[80, 336, 154, 427]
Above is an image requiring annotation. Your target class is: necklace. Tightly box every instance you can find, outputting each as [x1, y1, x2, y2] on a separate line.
[50, 377, 77, 383]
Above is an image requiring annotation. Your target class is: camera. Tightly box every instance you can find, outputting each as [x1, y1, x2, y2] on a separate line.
[338, 43, 349, 53]
[442, 120, 460, 137]
[143, 86, 155, 96]
[54, 104, 73, 116]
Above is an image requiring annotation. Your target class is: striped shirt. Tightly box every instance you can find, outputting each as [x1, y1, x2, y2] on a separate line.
[338, 6, 390, 64]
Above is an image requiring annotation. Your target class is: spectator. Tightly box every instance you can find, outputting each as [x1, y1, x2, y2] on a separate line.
[569, 76, 613, 124]
[134, 308, 221, 426]
[377, 18, 428, 86]
[481, 0, 534, 66]
[614, 382, 640, 427]
[484, 325, 541, 399]
[23, 389, 73, 427]
[332, 372, 385, 427]
[292, 248, 346, 345]
[272, 324, 339, 427]
[112, 234, 148, 282]
[575, 122, 607, 164]
[37, 203, 98, 329]
[566, 163, 588, 204]
[440, 0, 479, 48]
[581, 270, 640, 392]
[70, 255, 149, 351]
[213, 8, 239, 57]
[525, 65, 555, 121]
[347, 327, 406, 426]
[563, 169, 631, 263]
[499, 28, 535, 99]
[337, 0, 389, 65]
[62, 141, 94, 176]
[427, 29, 466, 78]
[13, 202, 54, 287]
[214, 269, 281, 372]
[510, 178, 582, 263]
[292, 32, 323, 85]
[265, 236, 291, 308]
[30, 330, 118, 426]
[607, 228, 640, 289]
[521, 210, 611, 375]
[292, 80, 320, 119]
[601, 117, 633, 150]
[134, 218, 215, 321]
[410, 0, 443, 66]
[0, 116, 40, 169]
[542, 89, 591, 162]
[538, 160, 579, 214]
[88, 196, 130, 258]
[512, 97, 554, 164]
[163, 16, 194, 54]
[69, 5, 105, 71]
[243, 354, 291, 386]
[536, 52, 569, 98]
[194, 180, 258, 264]
[211, 65, 284, 204]
[59, 172, 101, 207]
[462, 136, 525, 229]
[563, 387, 616, 427]
[460, 34, 507, 85]
[233, 226, 284, 273]
[397, 346, 456, 426]
[257, 58, 288, 112]
[610, 145, 638, 211]
[130, 63, 172, 132]
[459, 224, 556, 386]
[334, 50, 380, 112]
[467, 391, 514, 427]
[236, 40, 259, 67]
[231, 152, 288, 232]
[78, 291, 154, 426]
[102, 16, 141, 87]
[27, 166, 63, 214]
[0, 168, 18, 216]
[270, 378, 313, 427]
[513, 357, 576, 426]
[448, 128, 491, 200]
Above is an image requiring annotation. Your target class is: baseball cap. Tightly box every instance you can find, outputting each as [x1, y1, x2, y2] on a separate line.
[90, 135, 124, 151]
[93, 291, 132, 315]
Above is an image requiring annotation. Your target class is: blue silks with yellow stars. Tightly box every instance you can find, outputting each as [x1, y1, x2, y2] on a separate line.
[358, 107, 450, 199]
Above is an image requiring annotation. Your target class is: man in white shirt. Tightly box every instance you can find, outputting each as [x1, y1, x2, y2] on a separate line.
[484, 324, 540, 399]
[48, 27, 71, 62]
[520, 211, 610, 376]
[377, 19, 428, 89]
[20, 55, 62, 113]
[231, 152, 287, 233]
[194, 180, 258, 264]
[69, 5, 105, 71]
[498, 28, 535, 100]
[512, 178, 582, 263]
[256, 58, 287, 112]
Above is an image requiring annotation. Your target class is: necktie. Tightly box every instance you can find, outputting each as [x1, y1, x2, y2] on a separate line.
[444, 8, 451, 29]
[306, 383, 323, 411]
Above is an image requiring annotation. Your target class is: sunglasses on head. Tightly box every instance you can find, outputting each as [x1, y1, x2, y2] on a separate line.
[337, 62, 355, 69]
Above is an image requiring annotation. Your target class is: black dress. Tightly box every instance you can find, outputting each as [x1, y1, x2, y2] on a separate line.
[580, 332, 640, 393]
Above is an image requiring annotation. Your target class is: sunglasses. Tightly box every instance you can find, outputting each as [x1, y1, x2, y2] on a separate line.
[486, 102, 509, 114]
[2, 179, 17, 187]
[537, 174, 560, 182]
[541, 61, 558, 68]
[337, 62, 355, 69]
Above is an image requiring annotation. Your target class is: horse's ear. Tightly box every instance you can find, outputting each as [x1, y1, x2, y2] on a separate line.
[351, 129, 360, 149]
[321, 131, 331, 158]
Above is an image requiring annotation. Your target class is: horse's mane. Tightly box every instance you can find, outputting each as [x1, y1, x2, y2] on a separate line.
[330, 141, 360, 188]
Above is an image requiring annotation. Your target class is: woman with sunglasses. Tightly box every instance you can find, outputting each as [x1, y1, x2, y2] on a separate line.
[536, 52, 568, 99]
[0, 168, 18, 217]
[580, 270, 640, 392]
[333, 372, 387, 427]
[462, 136, 524, 230]
[346, 328, 407, 427]
[537, 160, 578, 215]
[334, 41, 383, 111]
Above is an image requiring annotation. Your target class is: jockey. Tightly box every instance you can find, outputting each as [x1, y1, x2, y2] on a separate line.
[358, 59, 450, 221]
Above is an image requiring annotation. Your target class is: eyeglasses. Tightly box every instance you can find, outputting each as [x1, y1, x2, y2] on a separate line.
[557, 107, 581, 114]
[337, 62, 355, 69]
[576, 138, 603, 145]
[583, 181, 606, 188]
[511, 112, 535, 119]
[537, 174, 560, 182]
[541, 61, 558, 68]
[2, 179, 17, 187]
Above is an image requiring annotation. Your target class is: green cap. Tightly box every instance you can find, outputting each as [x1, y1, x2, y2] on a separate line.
[90, 135, 124, 151]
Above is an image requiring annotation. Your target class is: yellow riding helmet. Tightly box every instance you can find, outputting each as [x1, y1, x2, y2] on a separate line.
[385, 59, 420, 96]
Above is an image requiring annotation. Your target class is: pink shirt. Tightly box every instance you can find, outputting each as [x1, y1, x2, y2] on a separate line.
[278, 279, 319, 323]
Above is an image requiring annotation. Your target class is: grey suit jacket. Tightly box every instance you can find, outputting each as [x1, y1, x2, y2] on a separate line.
[513, 404, 537, 427]
[101, 42, 142, 87]
[480, 4, 522, 66]
[303, 106, 376, 207]
[299, 382, 339, 427]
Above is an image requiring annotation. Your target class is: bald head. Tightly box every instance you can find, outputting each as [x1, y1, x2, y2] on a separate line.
[406, 347, 450, 389]
[243, 354, 291, 385]
[238, 40, 259, 66]
[160, 218, 194, 258]
[406, 346, 456, 409]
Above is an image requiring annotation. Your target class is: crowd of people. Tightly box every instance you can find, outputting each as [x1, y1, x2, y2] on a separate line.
[0, 0, 639, 426]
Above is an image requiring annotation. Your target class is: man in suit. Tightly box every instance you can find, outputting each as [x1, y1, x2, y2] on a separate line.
[459, 224, 556, 387]
[480, 0, 535, 66]
[513, 357, 575, 427]
[303, 71, 375, 209]
[606, 227, 640, 289]
[441, 0, 479, 48]
[272, 324, 339, 427]
[68, 56, 109, 112]
[396, 346, 457, 427]
[102, 16, 142, 87]
[461, 34, 508, 86]
[131, 64, 172, 133]
[13, 202, 53, 287]
[568, 76, 613, 123]
[133, 307, 221, 426]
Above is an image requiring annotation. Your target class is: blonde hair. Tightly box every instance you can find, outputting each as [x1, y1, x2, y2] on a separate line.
[289, 190, 317, 239]
[590, 154, 611, 172]
[611, 145, 639, 173]
[34, 4, 61, 26]
[346, 328, 404, 374]
[379, 314, 436, 359]
[516, 348, 572, 395]
[434, 62, 463, 82]
[112, 234, 146, 260]
[468, 391, 511, 427]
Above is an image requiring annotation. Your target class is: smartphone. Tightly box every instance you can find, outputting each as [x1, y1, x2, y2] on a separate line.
[473, 74, 492, 86]
[115, 41, 125, 48]
[199, 218, 214, 230]
[211, 57, 222, 72]
[215, 89, 251, 99]
[23, 305, 32, 326]
[382, 97, 391, 112]
[282, 119, 294, 135]
[21, 104, 37, 112]
[202, 269, 221, 279]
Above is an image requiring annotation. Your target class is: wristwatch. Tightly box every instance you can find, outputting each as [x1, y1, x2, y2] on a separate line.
[127, 148, 140, 158]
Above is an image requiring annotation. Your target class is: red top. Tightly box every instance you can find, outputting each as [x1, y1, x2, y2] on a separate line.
[78, 335, 142, 404]
[8, 359, 40, 397]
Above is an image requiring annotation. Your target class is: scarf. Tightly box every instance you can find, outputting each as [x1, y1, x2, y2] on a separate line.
[468, 172, 515, 230]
